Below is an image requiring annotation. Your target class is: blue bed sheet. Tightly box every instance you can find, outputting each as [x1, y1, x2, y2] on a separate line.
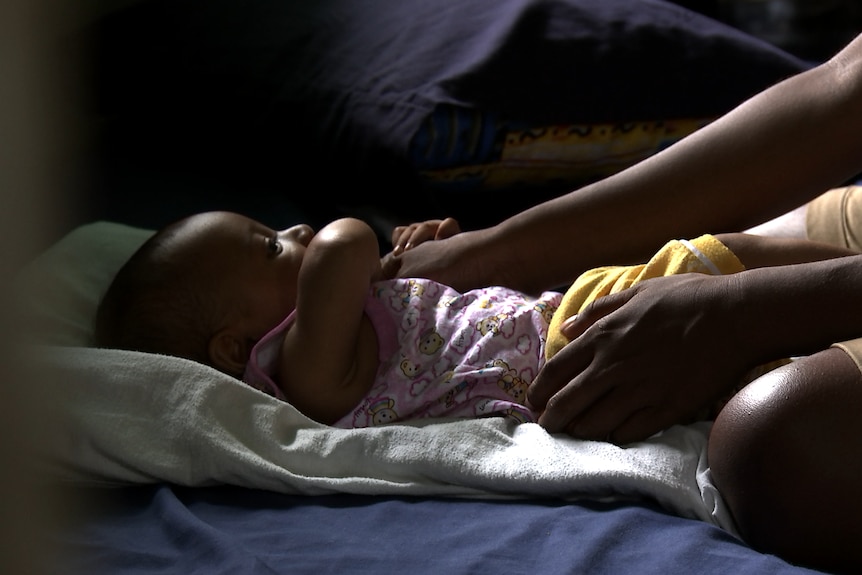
[53, 485, 829, 575]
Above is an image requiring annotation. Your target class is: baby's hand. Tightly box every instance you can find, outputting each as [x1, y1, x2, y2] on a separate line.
[390, 217, 461, 256]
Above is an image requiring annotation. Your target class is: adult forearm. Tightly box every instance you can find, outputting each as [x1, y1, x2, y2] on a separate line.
[730, 255, 862, 362]
[484, 35, 862, 294]
[714, 233, 859, 268]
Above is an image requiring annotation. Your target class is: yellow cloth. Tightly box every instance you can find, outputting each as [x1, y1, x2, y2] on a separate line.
[545, 234, 745, 360]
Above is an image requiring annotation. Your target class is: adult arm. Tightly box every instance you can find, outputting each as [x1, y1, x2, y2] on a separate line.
[527, 254, 862, 443]
[714, 232, 858, 267]
[388, 33, 862, 294]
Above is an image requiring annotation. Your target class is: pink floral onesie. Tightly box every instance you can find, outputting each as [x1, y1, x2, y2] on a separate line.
[243, 278, 563, 428]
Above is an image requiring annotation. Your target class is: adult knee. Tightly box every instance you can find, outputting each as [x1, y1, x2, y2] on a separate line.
[708, 348, 862, 573]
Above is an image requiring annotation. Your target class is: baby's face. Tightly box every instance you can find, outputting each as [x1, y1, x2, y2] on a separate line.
[177, 211, 314, 339]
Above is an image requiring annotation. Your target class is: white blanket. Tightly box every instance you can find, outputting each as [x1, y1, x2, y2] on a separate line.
[17, 221, 737, 535]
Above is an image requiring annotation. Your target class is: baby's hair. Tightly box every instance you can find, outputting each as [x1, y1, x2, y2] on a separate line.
[93, 218, 228, 370]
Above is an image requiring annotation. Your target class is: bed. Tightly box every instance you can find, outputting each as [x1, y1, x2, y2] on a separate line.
[17, 0, 843, 573]
[26, 220, 828, 574]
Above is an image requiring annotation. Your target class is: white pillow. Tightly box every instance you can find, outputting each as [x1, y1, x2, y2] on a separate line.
[15, 221, 153, 347]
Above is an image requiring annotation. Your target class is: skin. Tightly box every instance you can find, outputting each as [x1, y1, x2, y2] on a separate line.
[395, 228, 859, 442]
[162, 213, 311, 371]
[276, 216, 465, 423]
[201, 214, 862, 435]
[529, 248, 862, 440]
[151, 212, 315, 375]
[385, 33, 862, 294]
[525, 239, 862, 572]
[383, 33, 862, 572]
[174, 212, 455, 425]
[395, 227, 862, 574]
[173, 212, 382, 424]
[165, 212, 862, 569]
[276, 216, 383, 424]
[390, 217, 461, 256]
[709, 349, 862, 574]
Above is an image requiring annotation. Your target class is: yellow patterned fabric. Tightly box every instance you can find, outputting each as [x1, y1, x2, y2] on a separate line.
[545, 234, 744, 360]
[417, 118, 711, 192]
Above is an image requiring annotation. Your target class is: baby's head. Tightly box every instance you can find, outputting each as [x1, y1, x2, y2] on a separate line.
[94, 211, 314, 377]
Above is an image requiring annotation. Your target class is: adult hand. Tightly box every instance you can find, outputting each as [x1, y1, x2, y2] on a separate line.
[528, 273, 757, 444]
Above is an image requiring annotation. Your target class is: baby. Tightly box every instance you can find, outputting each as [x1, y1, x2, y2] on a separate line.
[95, 212, 562, 426]
[95, 211, 854, 428]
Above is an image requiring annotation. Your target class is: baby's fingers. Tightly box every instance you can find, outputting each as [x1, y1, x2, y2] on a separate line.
[434, 217, 461, 240]
[391, 219, 460, 255]
[390, 225, 414, 255]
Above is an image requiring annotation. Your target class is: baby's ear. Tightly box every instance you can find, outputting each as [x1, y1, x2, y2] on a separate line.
[208, 329, 250, 378]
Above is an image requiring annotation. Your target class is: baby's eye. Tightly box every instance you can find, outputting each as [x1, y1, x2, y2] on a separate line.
[267, 236, 283, 256]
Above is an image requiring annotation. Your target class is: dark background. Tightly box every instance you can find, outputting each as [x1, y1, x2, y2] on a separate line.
[65, 0, 862, 251]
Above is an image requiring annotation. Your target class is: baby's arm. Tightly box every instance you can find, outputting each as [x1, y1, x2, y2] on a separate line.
[279, 218, 383, 423]
[715, 232, 859, 269]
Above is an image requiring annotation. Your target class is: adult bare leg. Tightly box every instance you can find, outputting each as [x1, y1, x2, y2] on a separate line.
[709, 347, 862, 574]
